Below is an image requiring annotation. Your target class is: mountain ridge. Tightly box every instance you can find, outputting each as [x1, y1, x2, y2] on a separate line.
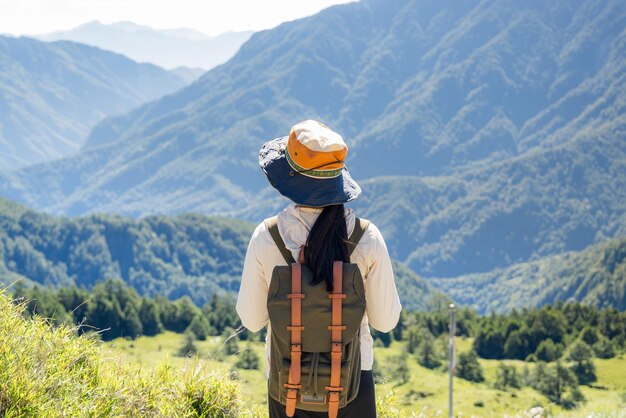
[0, 35, 188, 169]
[1, 0, 625, 281]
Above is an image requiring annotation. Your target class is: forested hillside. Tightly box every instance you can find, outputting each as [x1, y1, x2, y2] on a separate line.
[0, 35, 187, 169]
[0, 0, 624, 282]
[0, 197, 439, 309]
[432, 236, 626, 314]
[0, 198, 253, 304]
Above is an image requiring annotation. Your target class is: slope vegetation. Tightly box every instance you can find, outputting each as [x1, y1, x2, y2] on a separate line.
[433, 236, 626, 313]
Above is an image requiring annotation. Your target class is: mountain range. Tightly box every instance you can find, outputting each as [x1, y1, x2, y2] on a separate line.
[0, 197, 438, 310]
[0, 0, 625, 306]
[37, 21, 253, 70]
[433, 235, 626, 314]
[0, 35, 188, 170]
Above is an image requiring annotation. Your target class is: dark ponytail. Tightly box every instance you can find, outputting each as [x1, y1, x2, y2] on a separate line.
[304, 204, 349, 291]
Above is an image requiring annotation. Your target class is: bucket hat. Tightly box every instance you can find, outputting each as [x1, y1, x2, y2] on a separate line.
[259, 120, 361, 207]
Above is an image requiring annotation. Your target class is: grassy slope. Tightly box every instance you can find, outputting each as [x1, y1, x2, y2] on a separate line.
[0, 291, 243, 417]
[105, 333, 626, 417]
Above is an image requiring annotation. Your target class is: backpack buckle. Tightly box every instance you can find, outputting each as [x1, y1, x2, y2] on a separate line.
[290, 343, 301, 352]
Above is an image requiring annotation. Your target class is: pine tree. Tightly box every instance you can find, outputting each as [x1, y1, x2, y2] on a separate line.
[456, 350, 485, 383]
[416, 333, 442, 369]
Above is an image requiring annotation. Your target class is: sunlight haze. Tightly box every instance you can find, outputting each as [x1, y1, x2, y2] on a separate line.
[0, 0, 356, 36]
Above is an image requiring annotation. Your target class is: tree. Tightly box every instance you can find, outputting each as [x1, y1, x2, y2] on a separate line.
[138, 298, 163, 336]
[186, 314, 213, 341]
[121, 303, 143, 339]
[172, 296, 201, 333]
[405, 325, 421, 354]
[235, 343, 259, 370]
[567, 340, 596, 385]
[456, 350, 485, 383]
[473, 326, 505, 359]
[416, 333, 442, 369]
[494, 363, 521, 390]
[535, 338, 561, 362]
[387, 355, 410, 386]
[533, 361, 584, 408]
[504, 328, 533, 360]
[579, 326, 600, 346]
[177, 332, 198, 357]
[592, 336, 615, 359]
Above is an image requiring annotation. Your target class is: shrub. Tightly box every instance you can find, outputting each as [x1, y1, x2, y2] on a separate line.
[387, 355, 410, 386]
[235, 343, 260, 370]
[177, 331, 199, 357]
[494, 363, 521, 390]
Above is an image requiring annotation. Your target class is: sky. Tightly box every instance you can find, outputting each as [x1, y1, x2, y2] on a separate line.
[0, 0, 355, 36]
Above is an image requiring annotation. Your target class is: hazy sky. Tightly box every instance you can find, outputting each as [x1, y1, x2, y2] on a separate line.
[0, 0, 355, 36]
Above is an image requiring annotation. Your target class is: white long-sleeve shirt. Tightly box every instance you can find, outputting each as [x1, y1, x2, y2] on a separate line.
[236, 205, 401, 376]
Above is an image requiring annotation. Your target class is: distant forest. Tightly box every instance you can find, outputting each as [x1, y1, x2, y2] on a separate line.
[10, 279, 625, 361]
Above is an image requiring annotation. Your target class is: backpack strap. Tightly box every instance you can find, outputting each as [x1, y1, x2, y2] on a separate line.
[326, 261, 347, 418]
[347, 217, 370, 257]
[264, 216, 296, 264]
[284, 262, 304, 417]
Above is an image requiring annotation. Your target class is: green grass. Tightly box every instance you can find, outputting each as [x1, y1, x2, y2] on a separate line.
[0, 290, 244, 417]
[5, 290, 622, 418]
[105, 333, 626, 418]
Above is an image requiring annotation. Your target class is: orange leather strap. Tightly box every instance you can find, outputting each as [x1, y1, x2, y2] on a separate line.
[285, 261, 304, 417]
[326, 261, 345, 418]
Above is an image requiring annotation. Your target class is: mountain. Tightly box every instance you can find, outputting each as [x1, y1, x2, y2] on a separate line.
[0, 36, 187, 170]
[0, 0, 625, 281]
[0, 197, 438, 308]
[169, 66, 206, 84]
[0, 197, 253, 304]
[38, 21, 253, 70]
[432, 236, 626, 314]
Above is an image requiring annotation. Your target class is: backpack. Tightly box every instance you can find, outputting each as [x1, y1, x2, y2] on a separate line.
[265, 216, 370, 418]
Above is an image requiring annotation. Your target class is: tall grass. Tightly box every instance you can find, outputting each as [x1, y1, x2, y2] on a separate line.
[0, 290, 242, 417]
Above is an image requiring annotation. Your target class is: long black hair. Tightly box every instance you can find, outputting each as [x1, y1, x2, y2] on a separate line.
[304, 204, 349, 291]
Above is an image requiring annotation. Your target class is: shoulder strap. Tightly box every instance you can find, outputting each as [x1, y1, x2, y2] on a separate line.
[346, 217, 370, 257]
[264, 216, 296, 264]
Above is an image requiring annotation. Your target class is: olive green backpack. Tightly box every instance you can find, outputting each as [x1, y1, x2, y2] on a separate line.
[265, 216, 369, 418]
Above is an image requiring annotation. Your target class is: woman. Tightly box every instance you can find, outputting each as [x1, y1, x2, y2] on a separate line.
[237, 120, 401, 417]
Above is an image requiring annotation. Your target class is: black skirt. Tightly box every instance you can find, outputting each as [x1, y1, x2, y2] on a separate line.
[268, 371, 377, 418]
